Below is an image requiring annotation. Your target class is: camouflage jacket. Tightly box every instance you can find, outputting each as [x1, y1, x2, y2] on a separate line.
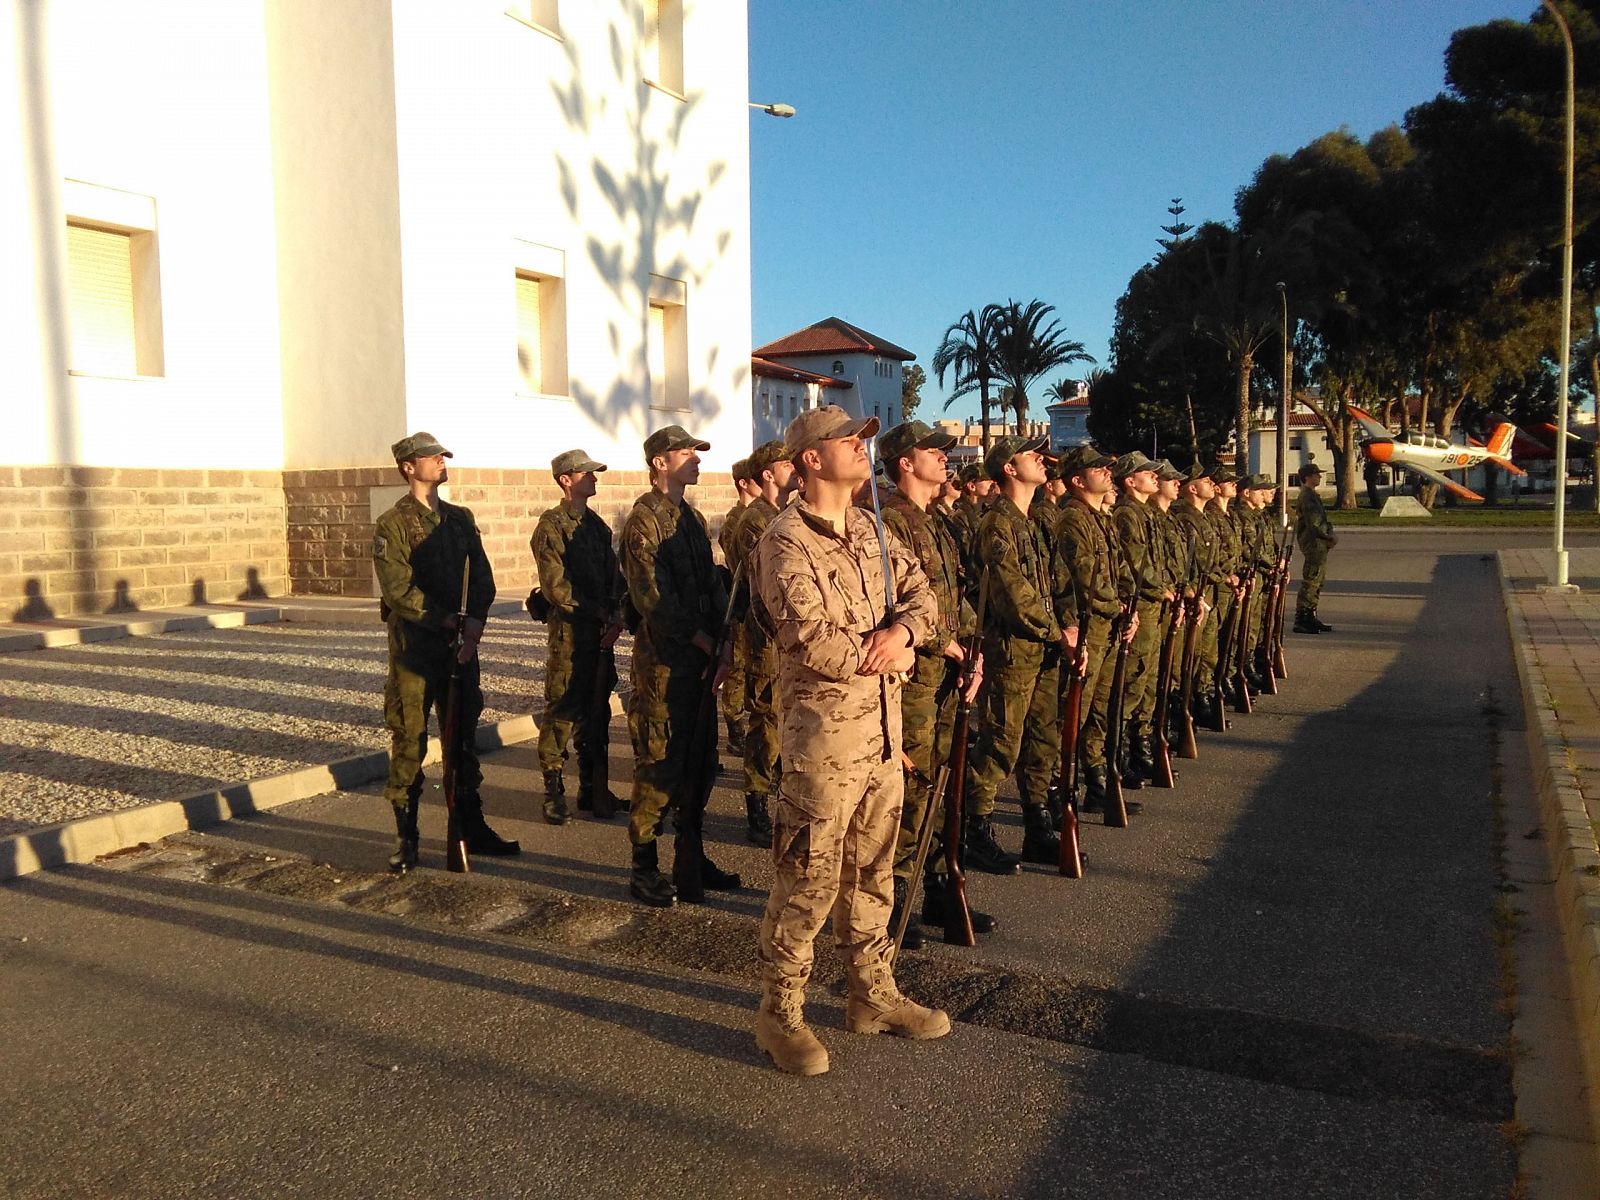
[1112, 494, 1169, 603]
[622, 489, 726, 670]
[1057, 496, 1121, 622]
[975, 493, 1062, 643]
[717, 500, 747, 565]
[1296, 485, 1334, 551]
[753, 499, 937, 773]
[531, 501, 622, 623]
[1206, 503, 1243, 579]
[373, 494, 495, 630]
[1237, 505, 1275, 576]
[882, 490, 975, 685]
[728, 495, 779, 631]
[1172, 500, 1223, 588]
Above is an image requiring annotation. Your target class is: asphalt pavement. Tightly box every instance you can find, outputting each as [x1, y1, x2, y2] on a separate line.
[3, 528, 1585, 1198]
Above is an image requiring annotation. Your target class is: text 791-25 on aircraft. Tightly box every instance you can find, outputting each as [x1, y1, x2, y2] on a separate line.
[1350, 407, 1524, 503]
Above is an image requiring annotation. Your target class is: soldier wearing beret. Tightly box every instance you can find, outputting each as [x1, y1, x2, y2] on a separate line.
[964, 434, 1075, 870]
[1110, 451, 1172, 788]
[1294, 463, 1336, 633]
[1056, 445, 1134, 816]
[751, 405, 949, 1076]
[373, 432, 519, 873]
[621, 425, 736, 907]
[532, 449, 625, 823]
[724, 439, 797, 845]
[877, 421, 996, 947]
[719, 458, 759, 756]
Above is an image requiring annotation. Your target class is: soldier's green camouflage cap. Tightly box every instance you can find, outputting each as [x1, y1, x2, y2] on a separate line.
[783, 404, 879, 459]
[1156, 459, 1184, 481]
[746, 440, 790, 477]
[551, 448, 607, 477]
[985, 434, 1049, 481]
[1181, 462, 1212, 484]
[1253, 473, 1278, 489]
[1112, 450, 1157, 480]
[879, 420, 956, 471]
[731, 457, 753, 481]
[1300, 461, 1324, 477]
[391, 432, 452, 461]
[1210, 463, 1240, 485]
[1055, 444, 1116, 480]
[643, 424, 711, 459]
[958, 462, 985, 484]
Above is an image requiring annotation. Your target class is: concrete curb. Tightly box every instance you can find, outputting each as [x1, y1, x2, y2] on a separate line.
[1498, 552, 1600, 1136]
[0, 604, 285, 652]
[0, 713, 541, 883]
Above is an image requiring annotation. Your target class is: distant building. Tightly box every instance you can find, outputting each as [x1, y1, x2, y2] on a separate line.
[1247, 412, 1329, 485]
[750, 356, 852, 446]
[1046, 382, 1092, 451]
[753, 317, 915, 440]
[932, 416, 1049, 471]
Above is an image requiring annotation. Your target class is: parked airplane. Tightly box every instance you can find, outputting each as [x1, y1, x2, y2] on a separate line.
[1350, 406, 1524, 502]
[1510, 421, 1596, 463]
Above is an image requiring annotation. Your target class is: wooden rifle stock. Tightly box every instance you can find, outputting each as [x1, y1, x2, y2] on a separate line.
[1103, 605, 1131, 829]
[941, 569, 988, 945]
[1177, 593, 1201, 760]
[441, 559, 472, 873]
[1267, 526, 1292, 680]
[1149, 598, 1179, 787]
[1232, 577, 1255, 714]
[1057, 626, 1085, 877]
[589, 588, 617, 820]
[893, 752, 951, 958]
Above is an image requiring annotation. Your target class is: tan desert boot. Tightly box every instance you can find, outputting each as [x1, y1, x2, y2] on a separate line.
[754, 981, 829, 1076]
[845, 962, 952, 1038]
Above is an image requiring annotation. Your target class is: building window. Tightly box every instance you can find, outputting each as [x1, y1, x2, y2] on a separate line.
[643, 0, 683, 95]
[1290, 435, 1303, 450]
[647, 275, 688, 412]
[505, 0, 559, 35]
[64, 218, 164, 378]
[831, 360, 843, 375]
[515, 268, 568, 396]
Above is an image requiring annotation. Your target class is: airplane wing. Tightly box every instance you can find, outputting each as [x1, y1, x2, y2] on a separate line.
[1347, 405, 1394, 443]
[1393, 460, 1484, 502]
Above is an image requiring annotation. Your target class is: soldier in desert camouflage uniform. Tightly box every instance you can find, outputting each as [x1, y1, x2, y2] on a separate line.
[750, 405, 949, 1077]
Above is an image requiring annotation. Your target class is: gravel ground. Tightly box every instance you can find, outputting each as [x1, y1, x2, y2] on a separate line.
[0, 619, 613, 837]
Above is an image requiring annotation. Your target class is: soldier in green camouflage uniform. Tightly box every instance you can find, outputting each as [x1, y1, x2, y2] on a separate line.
[718, 459, 757, 755]
[1171, 465, 1223, 721]
[1202, 465, 1245, 710]
[1295, 463, 1336, 633]
[877, 421, 996, 947]
[725, 440, 796, 846]
[1150, 459, 1189, 753]
[964, 435, 1073, 869]
[532, 449, 625, 824]
[621, 425, 735, 907]
[373, 432, 519, 873]
[948, 463, 991, 589]
[1235, 475, 1276, 688]
[1110, 451, 1171, 788]
[1056, 445, 1130, 815]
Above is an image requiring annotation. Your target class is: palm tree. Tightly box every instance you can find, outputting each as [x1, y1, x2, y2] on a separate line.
[933, 308, 1002, 450]
[986, 299, 1096, 430]
[1043, 378, 1079, 407]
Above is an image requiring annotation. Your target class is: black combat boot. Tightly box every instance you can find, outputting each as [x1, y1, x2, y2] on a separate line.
[542, 769, 568, 825]
[891, 876, 925, 951]
[630, 841, 676, 907]
[460, 798, 520, 856]
[964, 815, 1021, 875]
[1081, 765, 1109, 814]
[920, 874, 997, 935]
[1292, 610, 1320, 634]
[1021, 803, 1061, 864]
[387, 798, 419, 874]
[1128, 727, 1156, 783]
[1310, 609, 1333, 633]
[577, 783, 620, 819]
[1118, 728, 1145, 791]
[725, 715, 746, 756]
[745, 792, 773, 846]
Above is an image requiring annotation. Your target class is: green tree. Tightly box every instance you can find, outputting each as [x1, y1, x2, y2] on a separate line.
[986, 299, 1096, 429]
[933, 307, 1002, 450]
[900, 363, 926, 421]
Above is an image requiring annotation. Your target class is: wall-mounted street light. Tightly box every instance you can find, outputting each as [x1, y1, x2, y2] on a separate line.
[1542, 0, 1577, 591]
[749, 101, 796, 118]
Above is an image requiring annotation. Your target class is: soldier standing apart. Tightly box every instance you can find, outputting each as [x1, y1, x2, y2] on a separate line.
[1294, 462, 1336, 633]
[373, 433, 519, 872]
[877, 421, 995, 949]
[719, 459, 757, 755]
[964, 435, 1074, 870]
[752, 405, 949, 1076]
[725, 440, 797, 846]
[1110, 452, 1171, 789]
[532, 449, 625, 824]
[1056, 446, 1132, 816]
[621, 425, 736, 907]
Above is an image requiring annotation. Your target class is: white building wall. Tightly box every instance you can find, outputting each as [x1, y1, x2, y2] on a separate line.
[6, 0, 285, 469]
[771, 352, 902, 430]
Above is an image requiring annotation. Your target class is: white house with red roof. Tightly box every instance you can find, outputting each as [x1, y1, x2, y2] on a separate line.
[1046, 381, 1093, 451]
[752, 317, 916, 443]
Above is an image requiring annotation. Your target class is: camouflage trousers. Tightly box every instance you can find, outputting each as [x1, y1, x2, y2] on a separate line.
[1078, 614, 1116, 763]
[1239, 579, 1267, 668]
[627, 645, 711, 847]
[537, 615, 616, 776]
[1298, 543, 1327, 614]
[760, 755, 901, 990]
[742, 622, 780, 798]
[382, 617, 483, 810]
[1204, 587, 1240, 696]
[1194, 588, 1224, 697]
[1122, 599, 1165, 734]
[966, 637, 1062, 817]
[895, 656, 961, 881]
[721, 623, 748, 726]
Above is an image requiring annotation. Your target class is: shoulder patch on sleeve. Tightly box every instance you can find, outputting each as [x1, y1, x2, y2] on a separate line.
[373, 533, 388, 558]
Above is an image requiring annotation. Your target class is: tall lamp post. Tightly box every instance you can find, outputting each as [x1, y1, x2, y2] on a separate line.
[1276, 282, 1291, 527]
[1543, 0, 1577, 590]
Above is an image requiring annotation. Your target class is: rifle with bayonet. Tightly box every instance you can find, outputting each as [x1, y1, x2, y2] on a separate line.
[588, 579, 619, 820]
[1102, 595, 1133, 828]
[440, 559, 472, 873]
[941, 567, 985, 942]
[1175, 529, 1202, 761]
[1149, 595, 1180, 787]
[1056, 595, 1087, 877]
[1209, 577, 1240, 733]
[894, 750, 952, 958]
[1269, 521, 1291, 680]
[1261, 519, 1292, 684]
[1231, 572, 1255, 714]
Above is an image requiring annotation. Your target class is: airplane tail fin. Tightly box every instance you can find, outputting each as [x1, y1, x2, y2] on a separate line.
[1486, 419, 1517, 459]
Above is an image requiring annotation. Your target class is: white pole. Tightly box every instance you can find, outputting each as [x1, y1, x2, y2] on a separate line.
[1545, 0, 1575, 588]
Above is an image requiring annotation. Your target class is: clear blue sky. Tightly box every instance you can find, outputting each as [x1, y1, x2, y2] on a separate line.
[748, 0, 1533, 423]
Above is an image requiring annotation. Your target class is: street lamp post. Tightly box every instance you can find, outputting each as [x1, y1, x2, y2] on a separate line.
[1277, 282, 1290, 527]
[748, 101, 796, 118]
[1543, 0, 1577, 590]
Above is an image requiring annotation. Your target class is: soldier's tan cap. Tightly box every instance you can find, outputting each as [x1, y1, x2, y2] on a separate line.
[783, 404, 880, 460]
[1055, 444, 1116, 481]
[392, 432, 452, 461]
[984, 434, 1049, 481]
[551, 448, 607, 477]
[878, 420, 956, 471]
[1112, 450, 1157, 479]
[746, 440, 790, 477]
[643, 424, 711, 459]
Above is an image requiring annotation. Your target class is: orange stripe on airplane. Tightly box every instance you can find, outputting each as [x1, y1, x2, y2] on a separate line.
[1365, 441, 1392, 463]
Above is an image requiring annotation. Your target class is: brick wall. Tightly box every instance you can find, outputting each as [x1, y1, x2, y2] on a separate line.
[0, 466, 288, 619]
